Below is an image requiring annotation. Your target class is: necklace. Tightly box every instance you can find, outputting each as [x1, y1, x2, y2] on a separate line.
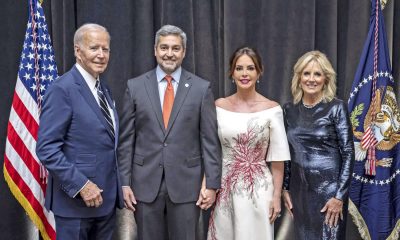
[302, 98, 322, 109]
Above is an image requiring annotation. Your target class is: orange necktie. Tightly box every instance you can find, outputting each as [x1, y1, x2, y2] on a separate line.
[162, 75, 174, 129]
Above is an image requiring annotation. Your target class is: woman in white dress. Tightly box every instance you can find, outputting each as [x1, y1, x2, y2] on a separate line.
[207, 47, 291, 240]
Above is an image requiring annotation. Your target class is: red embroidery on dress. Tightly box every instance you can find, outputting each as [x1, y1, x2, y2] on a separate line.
[208, 207, 217, 240]
[209, 118, 269, 240]
[220, 119, 268, 205]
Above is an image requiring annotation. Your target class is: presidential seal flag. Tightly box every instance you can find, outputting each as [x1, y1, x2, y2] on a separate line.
[348, 0, 400, 239]
[3, 0, 57, 239]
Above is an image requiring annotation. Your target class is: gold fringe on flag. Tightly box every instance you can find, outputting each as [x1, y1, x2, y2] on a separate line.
[349, 199, 371, 240]
[349, 199, 400, 240]
[3, 168, 52, 240]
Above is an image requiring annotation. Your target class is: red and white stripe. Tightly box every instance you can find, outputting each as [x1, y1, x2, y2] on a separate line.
[361, 125, 378, 150]
[4, 78, 56, 239]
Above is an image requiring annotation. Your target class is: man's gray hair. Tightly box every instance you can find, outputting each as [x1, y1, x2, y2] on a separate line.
[73, 23, 110, 46]
[154, 25, 187, 49]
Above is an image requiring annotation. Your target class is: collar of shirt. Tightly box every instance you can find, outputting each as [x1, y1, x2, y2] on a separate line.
[156, 65, 182, 84]
[75, 63, 98, 91]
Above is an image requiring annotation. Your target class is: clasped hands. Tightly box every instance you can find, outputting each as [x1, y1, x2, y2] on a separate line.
[79, 180, 103, 208]
[196, 187, 216, 210]
[196, 177, 216, 210]
[121, 185, 215, 212]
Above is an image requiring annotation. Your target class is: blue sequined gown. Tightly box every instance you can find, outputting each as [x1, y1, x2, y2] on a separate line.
[283, 98, 354, 240]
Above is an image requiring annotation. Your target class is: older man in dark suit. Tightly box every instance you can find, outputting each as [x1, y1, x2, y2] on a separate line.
[36, 23, 123, 240]
[118, 24, 221, 240]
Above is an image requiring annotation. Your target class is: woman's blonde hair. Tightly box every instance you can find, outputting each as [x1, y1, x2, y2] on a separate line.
[291, 50, 337, 104]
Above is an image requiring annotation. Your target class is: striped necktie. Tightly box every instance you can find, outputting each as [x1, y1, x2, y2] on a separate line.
[95, 81, 115, 140]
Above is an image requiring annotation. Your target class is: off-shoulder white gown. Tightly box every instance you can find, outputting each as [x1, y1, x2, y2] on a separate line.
[208, 106, 290, 240]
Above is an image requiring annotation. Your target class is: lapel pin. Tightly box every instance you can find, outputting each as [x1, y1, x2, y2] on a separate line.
[185, 83, 189, 88]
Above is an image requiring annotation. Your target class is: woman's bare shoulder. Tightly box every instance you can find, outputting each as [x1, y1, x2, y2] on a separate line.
[215, 97, 232, 109]
[257, 95, 280, 110]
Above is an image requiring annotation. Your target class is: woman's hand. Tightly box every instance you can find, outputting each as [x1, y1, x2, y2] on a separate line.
[320, 197, 343, 227]
[269, 161, 284, 223]
[269, 195, 282, 224]
[282, 190, 293, 218]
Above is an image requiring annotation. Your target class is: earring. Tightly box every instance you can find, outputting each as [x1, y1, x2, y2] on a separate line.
[257, 79, 260, 84]
[231, 78, 235, 84]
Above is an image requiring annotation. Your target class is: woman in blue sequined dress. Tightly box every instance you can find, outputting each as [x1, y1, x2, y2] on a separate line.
[282, 51, 355, 239]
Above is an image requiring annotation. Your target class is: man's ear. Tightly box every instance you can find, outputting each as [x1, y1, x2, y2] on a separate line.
[74, 44, 80, 60]
[182, 48, 186, 58]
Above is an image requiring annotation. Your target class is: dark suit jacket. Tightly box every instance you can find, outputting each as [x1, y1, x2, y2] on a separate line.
[36, 65, 124, 218]
[118, 68, 222, 203]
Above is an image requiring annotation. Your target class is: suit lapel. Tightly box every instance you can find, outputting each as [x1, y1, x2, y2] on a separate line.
[72, 66, 114, 141]
[165, 70, 191, 135]
[144, 70, 165, 133]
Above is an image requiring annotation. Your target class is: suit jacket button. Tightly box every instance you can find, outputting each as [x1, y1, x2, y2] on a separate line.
[163, 143, 168, 147]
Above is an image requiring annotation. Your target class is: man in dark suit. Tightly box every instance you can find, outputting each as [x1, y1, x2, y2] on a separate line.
[118, 24, 222, 240]
[36, 23, 123, 240]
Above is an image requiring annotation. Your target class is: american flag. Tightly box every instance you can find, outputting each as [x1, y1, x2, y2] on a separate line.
[3, 0, 57, 239]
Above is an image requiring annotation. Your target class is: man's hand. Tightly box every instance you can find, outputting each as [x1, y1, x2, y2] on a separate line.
[122, 186, 137, 211]
[79, 181, 103, 208]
